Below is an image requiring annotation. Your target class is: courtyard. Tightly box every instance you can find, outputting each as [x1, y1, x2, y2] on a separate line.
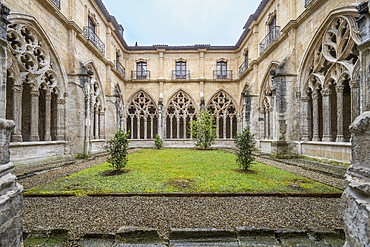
[19, 149, 346, 246]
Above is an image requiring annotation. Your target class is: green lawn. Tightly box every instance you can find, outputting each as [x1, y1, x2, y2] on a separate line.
[26, 149, 341, 195]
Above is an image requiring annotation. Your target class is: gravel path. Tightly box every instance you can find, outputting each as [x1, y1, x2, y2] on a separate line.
[23, 196, 342, 240]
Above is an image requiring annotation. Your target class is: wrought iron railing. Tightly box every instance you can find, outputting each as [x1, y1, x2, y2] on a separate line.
[172, 70, 191, 80]
[83, 27, 105, 55]
[131, 70, 150, 80]
[305, 0, 315, 7]
[114, 60, 125, 78]
[213, 70, 233, 80]
[52, 0, 61, 9]
[259, 26, 280, 55]
[238, 59, 249, 76]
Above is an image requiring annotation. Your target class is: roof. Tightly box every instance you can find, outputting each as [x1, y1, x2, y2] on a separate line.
[93, 0, 270, 51]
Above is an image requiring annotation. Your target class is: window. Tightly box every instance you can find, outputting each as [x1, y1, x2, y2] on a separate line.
[216, 62, 227, 79]
[88, 16, 96, 33]
[136, 62, 147, 79]
[175, 61, 186, 79]
[268, 16, 276, 33]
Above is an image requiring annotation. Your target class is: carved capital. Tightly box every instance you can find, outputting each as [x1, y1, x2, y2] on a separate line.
[57, 98, 65, 104]
[351, 80, 360, 89]
[321, 88, 331, 97]
[312, 92, 320, 100]
[350, 111, 370, 134]
[301, 95, 311, 102]
[336, 85, 345, 93]
[12, 85, 23, 93]
[30, 90, 40, 97]
[45, 94, 52, 101]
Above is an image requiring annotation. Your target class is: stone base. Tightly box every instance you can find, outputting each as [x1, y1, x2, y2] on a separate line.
[0, 176, 23, 247]
[342, 187, 370, 246]
[270, 141, 296, 159]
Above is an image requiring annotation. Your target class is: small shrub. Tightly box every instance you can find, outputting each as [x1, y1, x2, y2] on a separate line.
[106, 129, 130, 171]
[190, 110, 217, 150]
[154, 134, 164, 149]
[235, 128, 256, 171]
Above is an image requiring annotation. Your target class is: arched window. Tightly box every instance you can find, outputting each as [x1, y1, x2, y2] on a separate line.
[126, 91, 158, 139]
[165, 91, 196, 139]
[207, 91, 237, 139]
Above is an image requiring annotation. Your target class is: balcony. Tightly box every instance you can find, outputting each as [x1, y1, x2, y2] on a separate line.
[238, 59, 249, 76]
[213, 70, 233, 80]
[259, 26, 280, 55]
[131, 71, 150, 80]
[114, 61, 125, 78]
[305, 0, 315, 7]
[83, 27, 105, 55]
[52, 0, 61, 9]
[172, 70, 190, 80]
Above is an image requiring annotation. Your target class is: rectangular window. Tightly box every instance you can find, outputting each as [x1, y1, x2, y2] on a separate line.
[137, 62, 147, 79]
[268, 16, 276, 33]
[176, 62, 186, 79]
[88, 16, 96, 33]
[216, 62, 227, 79]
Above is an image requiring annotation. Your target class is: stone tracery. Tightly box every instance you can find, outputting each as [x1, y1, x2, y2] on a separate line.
[126, 90, 158, 139]
[165, 90, 196, 139]
[301, 15, 360, 143]
[207, 90, 237, 139]
[6, 20, 65, 142]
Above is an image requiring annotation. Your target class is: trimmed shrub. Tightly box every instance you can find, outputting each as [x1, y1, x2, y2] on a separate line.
[190, 110, 217, 150]
[235, 128, 256, 170]
[106, 129, 130, 171]
[154, 134, 164, 149]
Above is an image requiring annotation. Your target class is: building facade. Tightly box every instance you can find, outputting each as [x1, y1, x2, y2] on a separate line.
[2, 0, 368, 163]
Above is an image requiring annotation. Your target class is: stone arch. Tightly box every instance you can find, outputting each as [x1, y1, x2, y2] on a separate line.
[165, 89, 197, 139]
[298, 10, 360, 142]
[126, 90, 158, 139]
[82, 61, 106, 139]
[6, 13, 67, 142]
[206, 89, 238, 139]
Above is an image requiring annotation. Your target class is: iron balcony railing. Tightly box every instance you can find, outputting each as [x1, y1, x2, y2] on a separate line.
[52, 0, 61, 9]
[131, 70, 150, 80]
[213, 70, 233, 80]
[114, 60, 125, 78]
[259, 26, 280, 55]
[305, 0, 315, 7]
[83, 27, 105, 55]
[238, 59, 249, 76]
[172, 70, 190, 80]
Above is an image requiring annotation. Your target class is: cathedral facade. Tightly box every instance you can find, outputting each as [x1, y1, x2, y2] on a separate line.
[3, 0, 368, 163]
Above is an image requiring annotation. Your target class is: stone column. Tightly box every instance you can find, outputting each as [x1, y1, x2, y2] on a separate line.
[350, 81, 360, 122]
[158, 99, 163, 139]
[312, 91, 320, 141]
[29, 89, 39, 141]
[11, 85, 22, 142]
[94, 108, 99, 139]
[0, 2, 24, 246]
[56, 97, 65, 140]
[336, 85, 345, 142]
[44, 92, 52, 141]
[321, 88, 332, 141]
[342, 111, 370, 246]
[99, 110, 105, 139]
[301, 95, 311, 141]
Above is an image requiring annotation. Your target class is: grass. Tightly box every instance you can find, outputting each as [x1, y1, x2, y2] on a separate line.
[26, 149, 342, 196]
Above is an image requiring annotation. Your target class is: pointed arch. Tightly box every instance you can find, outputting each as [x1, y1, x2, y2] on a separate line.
[126, 90, 158, 139]
[206, 89, 237, 139]
[165, 89, 197, 139]
[298, 9, 359, 143]
[6, 13, 68, 142]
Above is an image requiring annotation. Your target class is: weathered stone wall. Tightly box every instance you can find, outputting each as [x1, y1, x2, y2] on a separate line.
[0, 2, 23, 246]
[343, 111, 370, 246]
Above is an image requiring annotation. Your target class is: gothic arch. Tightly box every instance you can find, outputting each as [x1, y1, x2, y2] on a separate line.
[126, 90, 158, 139]
[165, 89, 197, 139]
[206, 89, 238, 139]
[298, 10, 360, 142]
[6, 13, 67, 142]
[82, 61, 106, 139]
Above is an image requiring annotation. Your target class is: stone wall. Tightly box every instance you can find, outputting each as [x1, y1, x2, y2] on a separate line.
[0, 2, 23, 246]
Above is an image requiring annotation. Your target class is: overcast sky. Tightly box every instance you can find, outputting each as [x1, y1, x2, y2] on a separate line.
[102, 0, 261, 46]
